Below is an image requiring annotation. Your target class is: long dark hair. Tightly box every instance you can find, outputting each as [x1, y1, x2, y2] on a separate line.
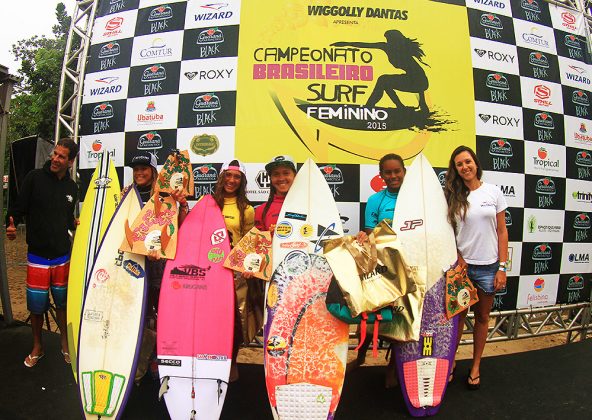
[384, 30, 429, 67]
[213, 160, 250, 238]
[444, 145, 482, 230]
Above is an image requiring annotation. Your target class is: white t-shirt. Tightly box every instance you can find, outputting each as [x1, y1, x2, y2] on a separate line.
[455, 183, 507, 265]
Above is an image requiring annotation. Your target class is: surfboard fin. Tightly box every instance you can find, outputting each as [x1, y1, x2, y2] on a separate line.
[158, 376, 169, 400]
[217, 379, 223, 404]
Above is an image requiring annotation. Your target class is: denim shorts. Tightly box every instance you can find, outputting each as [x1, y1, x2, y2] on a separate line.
[467, 261, 498, 295]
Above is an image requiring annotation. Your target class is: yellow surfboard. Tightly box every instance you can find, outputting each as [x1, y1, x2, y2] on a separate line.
[66, 152, 120, 382]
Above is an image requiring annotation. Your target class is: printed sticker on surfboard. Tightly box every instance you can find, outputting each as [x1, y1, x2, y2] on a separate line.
[264, 252, 348, 420]
[223, 226, 273, 280]
[77, 185, 145, 419]
[120, 191, 178, 259]
[155, 149, 194, 196]
[272, 158, 344, 271]
[391, 154, 458, 417]
[157, 195, 234, 420]
[67, 151, 120, 382]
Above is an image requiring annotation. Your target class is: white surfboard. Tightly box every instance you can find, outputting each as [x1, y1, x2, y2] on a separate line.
[391, 153, 458, 416]
[271, 158, 344, 270]
[77, 186, 146, 419]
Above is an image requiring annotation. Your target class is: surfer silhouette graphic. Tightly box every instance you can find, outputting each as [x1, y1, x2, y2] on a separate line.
[332, 30, 430, 113]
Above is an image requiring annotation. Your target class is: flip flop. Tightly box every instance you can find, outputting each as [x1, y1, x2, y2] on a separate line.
[467, 369, 480, 391]
[24, 353, 45, 368]
[61, 349, 71, 365]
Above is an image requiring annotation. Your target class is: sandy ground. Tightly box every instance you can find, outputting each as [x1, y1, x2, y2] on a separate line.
[0, 230, 571, 366]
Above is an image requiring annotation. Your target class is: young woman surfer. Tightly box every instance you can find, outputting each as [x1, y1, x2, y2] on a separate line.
[212, 160, 255, 382]
[444, 145, 508, 390]
[350, 153, 406, 388]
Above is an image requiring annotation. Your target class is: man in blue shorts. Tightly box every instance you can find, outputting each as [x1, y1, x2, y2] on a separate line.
[6, 138, 79, 367]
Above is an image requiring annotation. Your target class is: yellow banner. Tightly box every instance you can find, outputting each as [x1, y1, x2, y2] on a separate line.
[236, 0, 475, 166]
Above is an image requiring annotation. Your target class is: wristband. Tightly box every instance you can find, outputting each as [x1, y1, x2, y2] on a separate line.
[499, 261, 506, 267]
[498, 266, 506, 272]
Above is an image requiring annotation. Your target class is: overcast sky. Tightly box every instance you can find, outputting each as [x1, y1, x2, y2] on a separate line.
[1, 0, 76, 74]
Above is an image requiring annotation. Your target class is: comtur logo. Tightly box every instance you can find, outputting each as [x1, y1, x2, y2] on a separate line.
[534, 278, 545, 292]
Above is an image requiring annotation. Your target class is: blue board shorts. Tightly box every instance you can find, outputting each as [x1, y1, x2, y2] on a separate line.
[467, 261, 498, 295]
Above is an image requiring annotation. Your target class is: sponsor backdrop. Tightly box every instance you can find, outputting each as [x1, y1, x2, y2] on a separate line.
[79, 0, 591, 309]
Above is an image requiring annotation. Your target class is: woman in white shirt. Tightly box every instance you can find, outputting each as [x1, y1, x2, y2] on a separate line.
[444, 145, 508, 391]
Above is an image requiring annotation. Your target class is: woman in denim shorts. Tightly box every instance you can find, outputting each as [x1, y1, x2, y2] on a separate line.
[444, 146, 508, 390]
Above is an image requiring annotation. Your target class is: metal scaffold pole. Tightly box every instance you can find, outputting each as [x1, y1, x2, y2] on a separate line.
[54, 0, 99, 182]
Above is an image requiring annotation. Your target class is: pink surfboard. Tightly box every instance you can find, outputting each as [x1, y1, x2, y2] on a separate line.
[157, 195, 234, 420]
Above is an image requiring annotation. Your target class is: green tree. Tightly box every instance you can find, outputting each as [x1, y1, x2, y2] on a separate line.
[8, 2, 72, 142]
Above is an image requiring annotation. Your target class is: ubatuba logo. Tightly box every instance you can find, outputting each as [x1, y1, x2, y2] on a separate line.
[522, 27, 549, 49]
[489, 139, 513, 156]
[534, 85, 552, 107]
[149, 5, 173, 21]
[480, 13, 503, 29]
[568, 275, 584, 290]
[534, 112, 554, 129]
[139, 38, 173, 59]
[99, 42, 120, 58]
[535, 177, 555, 194]
[197, 27, 224, 44]
[142, 64, 167, 82]
[534, 277, 545, 292]
[576, 150, 592, 167]
[137, 101, 164, 124]
[193, 93, 221, 111]
[504, 209, 512, 226]
[138, 131, 163, 150]
[532, 244, 552, 260]
[561, 11, 577, 31]
[91, 103, 114, 120]
[569, 253, 590, 263]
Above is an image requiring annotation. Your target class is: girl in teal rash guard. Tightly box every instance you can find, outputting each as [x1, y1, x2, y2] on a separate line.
[350, 153, 406, 388]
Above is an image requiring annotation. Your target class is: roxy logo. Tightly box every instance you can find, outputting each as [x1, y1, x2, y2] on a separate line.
[478, 113, 520, 127]
[474, 48, 515, 63]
